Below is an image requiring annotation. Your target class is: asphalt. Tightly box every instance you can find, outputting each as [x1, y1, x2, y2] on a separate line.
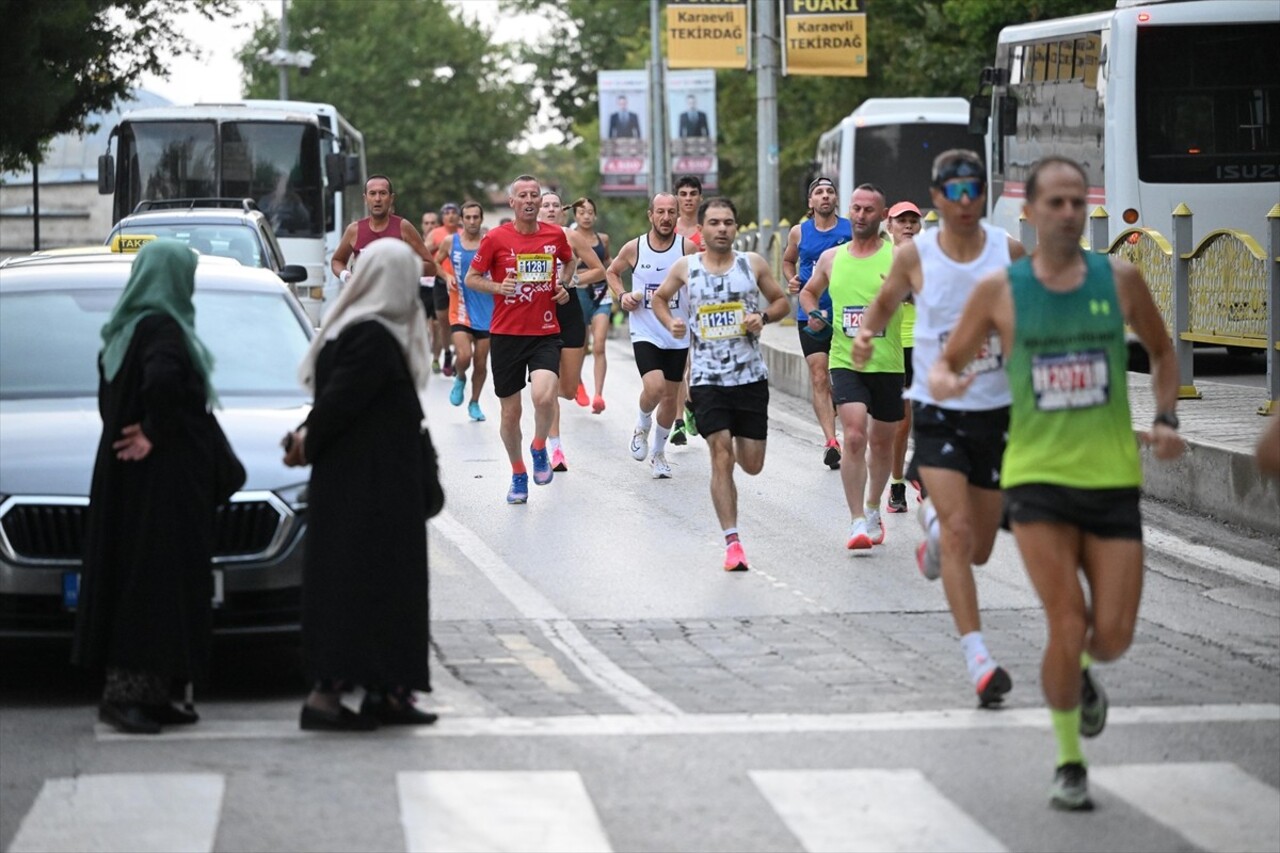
[758, 321, 1280, 536]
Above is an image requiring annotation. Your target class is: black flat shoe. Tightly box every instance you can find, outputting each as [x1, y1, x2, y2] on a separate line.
[299, 703, 379, 732]
[360, 694, 438, 726]
[143, 703, 199, 725]
[98, 702, 161, 735]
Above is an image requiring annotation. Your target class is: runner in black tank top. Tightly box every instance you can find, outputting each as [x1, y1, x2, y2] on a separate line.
[571, 197, 612, 415]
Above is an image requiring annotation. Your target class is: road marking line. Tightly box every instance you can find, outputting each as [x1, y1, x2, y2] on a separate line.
[397, 770, 612, 853]
[8, 772, 224, 853]
[1091, 762, 1280, 853]
[498, 633, 581, 694]
[94, 703, 1280, 742]
[430, 511, 682, 716]
[1143, 527, 1278, 589]
[751, 769, 1006, 853]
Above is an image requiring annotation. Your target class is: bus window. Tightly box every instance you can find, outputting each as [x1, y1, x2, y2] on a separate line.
[854, 123, 983, 210]
[220, 122, 324, 236]
[125, 122, 217, 208]
[1137, 23, 1279, 183]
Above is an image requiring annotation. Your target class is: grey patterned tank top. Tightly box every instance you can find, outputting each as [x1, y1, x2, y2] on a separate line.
[686, 251, 768, 387]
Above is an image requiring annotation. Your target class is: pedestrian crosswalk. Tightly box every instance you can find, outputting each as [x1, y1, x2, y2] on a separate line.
[8, 762, 1278, 853]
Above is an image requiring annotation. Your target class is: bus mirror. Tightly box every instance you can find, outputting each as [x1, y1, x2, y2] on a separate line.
[97, 154, 115, 195]
[968, 96, 991, 135]
[325, 153, 347, 187]
[346, 155, 360, 185]
[999, 97, 1018, 135]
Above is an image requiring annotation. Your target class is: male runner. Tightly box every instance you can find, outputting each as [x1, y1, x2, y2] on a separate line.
[801, 184, 900, 550]
[929, 156, 1183, 811]
[855, 150, 1026, 708]
[537, 191, 606, 471]
[466, 175, 574, 504]
[668, 174, 705, 445]
[884, 201, 923, 512]
[426, 203, 462, 375]
[652, 197, 789, 571]
[332, 175, 435, 289]
[606, 192, 697, 479]
[783, 176, 851, 470]
[436, 201, 491, 422]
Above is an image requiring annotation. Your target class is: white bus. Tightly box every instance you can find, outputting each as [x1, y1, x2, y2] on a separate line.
[973, 0, 1279, 247]
[98, 101, 367, 322]
[813, 98, 985, 214]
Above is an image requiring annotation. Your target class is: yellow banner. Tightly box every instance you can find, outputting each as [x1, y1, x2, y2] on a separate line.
[667, 0, 749, 70]
[782, 0, 866, 77]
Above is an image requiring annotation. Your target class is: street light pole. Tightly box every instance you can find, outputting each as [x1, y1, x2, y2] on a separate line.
[755, 0, 779, 237]
[278, 0, 289, 100]
[649, 0, 668, 195]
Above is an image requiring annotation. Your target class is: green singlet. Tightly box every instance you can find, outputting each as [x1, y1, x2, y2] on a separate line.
[828, 241, 899, 372]
[1001, 251, 1141, 490]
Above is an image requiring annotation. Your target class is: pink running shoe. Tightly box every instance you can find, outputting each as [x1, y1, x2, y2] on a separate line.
[575, 382, 590, 407]
[592, 395, 606, 414]
[723, 541, 750, 572]
[550, 447, 568, 472]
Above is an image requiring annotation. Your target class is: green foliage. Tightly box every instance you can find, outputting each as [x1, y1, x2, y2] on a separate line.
[0, 0, 234, 173]
[238, 0, 533, 219]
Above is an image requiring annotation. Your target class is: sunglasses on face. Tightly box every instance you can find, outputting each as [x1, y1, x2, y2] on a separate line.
[938, 178, 984, 202]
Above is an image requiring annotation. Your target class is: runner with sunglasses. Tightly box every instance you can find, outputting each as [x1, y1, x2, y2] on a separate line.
[854, 149, 1026, 708]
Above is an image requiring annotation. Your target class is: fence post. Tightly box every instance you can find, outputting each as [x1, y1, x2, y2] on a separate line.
[1019, 210, 1036, 252]
[1172, 203, 1200, 399]
[1089, 206, 1108, 254]
[1264, 204, 1280, 416]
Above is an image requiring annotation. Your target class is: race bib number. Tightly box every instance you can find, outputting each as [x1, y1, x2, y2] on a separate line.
[697, 301, 745, 340]
[643, 283, 680, 310]
[842, 305, 883, 338]
[941, 330, 1004, 376]
[1032, 350, 1110, 411]
[515, 253, 554, 283]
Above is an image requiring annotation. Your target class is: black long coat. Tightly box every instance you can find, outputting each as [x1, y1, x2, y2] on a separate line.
[73, 315, 221, 682]
[302, 320, 430, 691]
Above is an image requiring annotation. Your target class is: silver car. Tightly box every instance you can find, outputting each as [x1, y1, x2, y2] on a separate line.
[0, 252, 312, 640]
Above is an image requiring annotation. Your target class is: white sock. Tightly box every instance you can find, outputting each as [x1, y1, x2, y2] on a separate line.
[653, 422, 671, 454]
[890, 477, 904, 485]
[548, 436, 562, 454]
[961, 631, 996, 684]
[638, 408, 653, 430]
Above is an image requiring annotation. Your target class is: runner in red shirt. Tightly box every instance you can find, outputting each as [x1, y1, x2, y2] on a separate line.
[466, 174, 574, 504]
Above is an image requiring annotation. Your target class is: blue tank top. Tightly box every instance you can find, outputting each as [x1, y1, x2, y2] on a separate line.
[796, 216, 852, 321]
[451, 233, 491, 331]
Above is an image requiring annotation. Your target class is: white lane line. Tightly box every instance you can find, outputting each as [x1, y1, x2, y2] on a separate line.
[1143, 527, 1279, 589]
[94, 702, 1280, 742]
[430, 511, 682, 716]
[752, 769, 1006, 853]
[8, 773, 224, 853]
[397, 770, 612, 853]
[1091, 762, 1280, 853]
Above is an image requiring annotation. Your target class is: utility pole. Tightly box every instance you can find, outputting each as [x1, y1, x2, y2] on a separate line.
[278, 0, 289, 100]
[649, 0, 668, 195]
[755, 0, 779, 236]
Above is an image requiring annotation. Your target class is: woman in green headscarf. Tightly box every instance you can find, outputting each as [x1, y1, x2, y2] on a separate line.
[73, 239, 244, 735]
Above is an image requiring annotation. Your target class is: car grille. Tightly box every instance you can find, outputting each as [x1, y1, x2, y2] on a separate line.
[0, 497, 287, 563]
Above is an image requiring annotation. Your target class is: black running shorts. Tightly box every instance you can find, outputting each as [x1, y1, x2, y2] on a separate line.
[450, 323, 490, 341]
[489, 333, 561, 398]
[910, 402, 1009, 490]
[419, 286, 436, 319]
[1005, 484, 1143, 540]
[798, 323, 832, 358]
[432, 276, 450, 311]
[633, 341, 689, 383]
[830, 368, 905, 423]
[557, 293, 586, 349]
[690, 379, 769, 441]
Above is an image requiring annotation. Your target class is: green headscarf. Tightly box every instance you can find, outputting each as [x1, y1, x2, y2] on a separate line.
[100, 239, 218, 406]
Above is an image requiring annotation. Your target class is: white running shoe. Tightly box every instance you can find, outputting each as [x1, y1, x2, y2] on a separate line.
[650, 452, 672, 479]
[916, 498, 942, 580]
[865, 508, 886, 545]
[846, 517, 872, 550]
[630, 423, 651, 461]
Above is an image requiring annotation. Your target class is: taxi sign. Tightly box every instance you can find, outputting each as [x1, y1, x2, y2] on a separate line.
[110, 233, 157, 253]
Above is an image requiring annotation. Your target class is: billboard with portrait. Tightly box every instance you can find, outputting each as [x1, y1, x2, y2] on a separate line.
[666, 69, 718, 192]
[598, 69, 650, 197]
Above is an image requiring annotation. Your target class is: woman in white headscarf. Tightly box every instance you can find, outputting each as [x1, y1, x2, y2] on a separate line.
[284, 238, 436, 731]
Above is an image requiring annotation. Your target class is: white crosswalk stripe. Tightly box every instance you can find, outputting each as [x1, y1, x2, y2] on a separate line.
[751, 769, 1007, 853]
[1091, 762, 1280, 853]
[7, 773, 224, 853]
[396, 770, 613, 853]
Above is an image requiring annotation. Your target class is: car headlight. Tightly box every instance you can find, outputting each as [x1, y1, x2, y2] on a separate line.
[274, 482, 309, 512]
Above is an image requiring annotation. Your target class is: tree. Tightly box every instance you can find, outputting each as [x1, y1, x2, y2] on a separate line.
[237, 0, 534, 219]
[0, 0, 234, 173]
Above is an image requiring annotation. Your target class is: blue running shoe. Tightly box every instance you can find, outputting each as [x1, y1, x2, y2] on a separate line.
[530, 445, 553, 485]
[449, 376, 465, 406]
[506, 472, 529, 504]
[468, 401, 486, 422]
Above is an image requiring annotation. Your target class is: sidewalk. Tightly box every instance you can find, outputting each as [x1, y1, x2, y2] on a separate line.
[759, 322, 1280, 535]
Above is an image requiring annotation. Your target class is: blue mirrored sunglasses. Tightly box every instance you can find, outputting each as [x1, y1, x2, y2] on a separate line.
[939, 178, 984, 202]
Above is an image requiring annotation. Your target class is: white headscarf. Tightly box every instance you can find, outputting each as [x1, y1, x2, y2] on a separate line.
[298, 239, 430, 411]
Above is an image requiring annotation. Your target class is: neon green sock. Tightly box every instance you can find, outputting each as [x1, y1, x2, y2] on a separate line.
[1081, 651, 1094, 670]
[1051, 707, 1085, 766]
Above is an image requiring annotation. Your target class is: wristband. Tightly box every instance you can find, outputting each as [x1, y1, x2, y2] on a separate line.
[1153, 411, 1179, 431]
[759, 312, 771, 326]
[339, 269, 351, 285]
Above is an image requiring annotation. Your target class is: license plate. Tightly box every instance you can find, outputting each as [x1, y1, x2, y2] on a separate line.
[62, 572, 80, 611]
[211, 569, 224, 608]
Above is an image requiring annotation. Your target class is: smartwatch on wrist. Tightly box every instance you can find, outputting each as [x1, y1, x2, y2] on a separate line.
[1153, 411, 1180, 430]
[759, 312, 770, 326]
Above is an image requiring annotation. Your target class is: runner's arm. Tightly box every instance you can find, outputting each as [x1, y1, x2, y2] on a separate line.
[1256, 418, 1280, 480]
[400, 219, 438, 277]
[605, 239, 638, 309]
[853, 240, 919, 365]
[330, 223, 358, 282]
[651, 257, 689, 337]
[782, 224, 802, 294]
[1115, 258, 1184, 460]
[1008, 236, 1027, 262]
[929, 271, 1011, 400]
[745, 252, 789, 335]
[565, 228, 606, 287]
[798, 247, 835, 325]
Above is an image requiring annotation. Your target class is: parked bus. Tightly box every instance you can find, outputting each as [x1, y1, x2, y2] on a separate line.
[812, 98, 984, 215]
[97, 101, 367, 322]
[972, 0, 1279, 247]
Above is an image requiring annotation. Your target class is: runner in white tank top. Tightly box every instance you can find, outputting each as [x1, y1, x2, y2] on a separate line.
[605, 192, 697, 478]
[650, 196, 789, 573]
[853, 150, 1027, 710]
